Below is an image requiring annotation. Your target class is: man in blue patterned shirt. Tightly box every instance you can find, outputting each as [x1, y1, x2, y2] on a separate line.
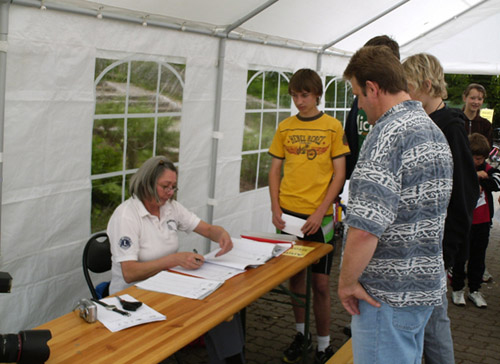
[338, 46, 453, 364]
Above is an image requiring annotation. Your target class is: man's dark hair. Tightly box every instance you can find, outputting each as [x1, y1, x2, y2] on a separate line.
[364, 35, 400, 60]
[343, 46, 408, 95]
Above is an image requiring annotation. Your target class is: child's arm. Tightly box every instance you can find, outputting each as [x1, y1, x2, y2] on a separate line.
[301, 156, 346, 236]
[480, 166, 500, 192]
[269, 157, 286, 230]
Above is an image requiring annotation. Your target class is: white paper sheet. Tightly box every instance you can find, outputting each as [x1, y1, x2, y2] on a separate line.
[95, 294, 166, 333]
[170, 262, 245, 281]
[136, 271, 223, 299]
[282, 213, 305, 238]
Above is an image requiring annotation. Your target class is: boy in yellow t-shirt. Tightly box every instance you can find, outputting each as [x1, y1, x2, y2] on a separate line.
[268, 68, 350, 364]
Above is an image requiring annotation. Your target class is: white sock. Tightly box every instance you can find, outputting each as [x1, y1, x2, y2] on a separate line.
[295, 323, 305, 335]
[317, 335, 330, 352]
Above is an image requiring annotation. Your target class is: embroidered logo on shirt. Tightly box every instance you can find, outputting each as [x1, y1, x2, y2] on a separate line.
[119, 236, 132, 250]
[166, 220, 178, 231]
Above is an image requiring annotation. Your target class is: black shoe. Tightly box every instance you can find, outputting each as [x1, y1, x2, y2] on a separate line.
[282, 332, 313, 363]
[314, 345, 334, 364]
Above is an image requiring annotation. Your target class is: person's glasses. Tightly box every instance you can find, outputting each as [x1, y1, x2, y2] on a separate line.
[162, 186, 178, 193]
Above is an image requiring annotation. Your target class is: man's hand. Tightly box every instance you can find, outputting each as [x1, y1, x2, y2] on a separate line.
[338, 280, 380, 315]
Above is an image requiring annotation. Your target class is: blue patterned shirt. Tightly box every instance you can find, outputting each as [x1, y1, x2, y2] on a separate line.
[345, 100, 453, 307]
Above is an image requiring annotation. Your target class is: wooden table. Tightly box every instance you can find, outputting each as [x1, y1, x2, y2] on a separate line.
[36, 241, 332, 363]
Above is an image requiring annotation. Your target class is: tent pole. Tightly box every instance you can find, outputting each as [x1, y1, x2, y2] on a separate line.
[0, 0, 9, 253]
[204, 37, 226, 253]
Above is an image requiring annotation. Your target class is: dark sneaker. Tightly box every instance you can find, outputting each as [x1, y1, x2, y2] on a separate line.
[314, 345, 334, 364]
[282, 332, 312, 363]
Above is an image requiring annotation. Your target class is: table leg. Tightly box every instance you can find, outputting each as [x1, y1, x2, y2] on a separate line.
[302, 265, 312, 364]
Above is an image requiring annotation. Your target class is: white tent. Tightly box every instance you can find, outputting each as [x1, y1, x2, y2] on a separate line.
[0, 0, 499, 332]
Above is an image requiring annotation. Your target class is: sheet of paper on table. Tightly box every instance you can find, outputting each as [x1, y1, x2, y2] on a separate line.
[96, 294, 166, 333]
[203, 237, 292, 270]
[136, 271, 223, 299]
[171, 238, 292, 281]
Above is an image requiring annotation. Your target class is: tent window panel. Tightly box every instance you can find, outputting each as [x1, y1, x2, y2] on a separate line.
[95, 61, 128, 115]
[241, 69, 291, 193]
[126, 118, 155, 170]
[261, 112, 277, 149]
[92, 57, 185, 233]
[240, 154, 258, 192]
[324, 76, 353, 126]
[243, 112, 261, 152]
[246, 71, 263, 109]
[91, 176, 123, 233]
[279, 76, 291, 109]
[156, 116, 181, 163]
[264, 72, 280, 105]
[92, 118, 124, 175]
[128, 61, 160, 114]
[159, 65, 184, 112]
[257, 152, 272, 189]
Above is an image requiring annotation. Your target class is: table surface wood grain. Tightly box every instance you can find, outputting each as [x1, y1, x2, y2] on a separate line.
[35, 241, 332, 364]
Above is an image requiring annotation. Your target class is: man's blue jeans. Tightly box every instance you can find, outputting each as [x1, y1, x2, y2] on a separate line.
[351, 300, 434, 364]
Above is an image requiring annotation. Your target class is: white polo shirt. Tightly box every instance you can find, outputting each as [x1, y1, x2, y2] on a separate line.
[107, 196, 201, 294]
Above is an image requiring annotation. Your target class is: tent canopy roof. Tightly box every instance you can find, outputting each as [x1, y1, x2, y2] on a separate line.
[24, 0, 500, 74]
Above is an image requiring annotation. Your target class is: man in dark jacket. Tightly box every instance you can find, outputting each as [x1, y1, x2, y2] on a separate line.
[403, 53, 479, 364]
[344, 35, 400, 179]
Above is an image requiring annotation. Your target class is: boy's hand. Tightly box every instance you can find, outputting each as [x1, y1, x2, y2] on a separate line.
[271, 206, 286, 230]
[302, 210, 323, 236]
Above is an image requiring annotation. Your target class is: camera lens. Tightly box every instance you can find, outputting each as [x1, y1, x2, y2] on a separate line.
[0, 333, 20, 362]
[0, 330, 51, 363]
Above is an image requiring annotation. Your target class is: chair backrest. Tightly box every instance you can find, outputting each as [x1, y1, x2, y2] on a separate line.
[82, 232, 112, 300]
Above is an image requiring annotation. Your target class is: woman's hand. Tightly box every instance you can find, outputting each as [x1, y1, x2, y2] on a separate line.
[215, 230, 233, 257]
[175, 252, 205, 270]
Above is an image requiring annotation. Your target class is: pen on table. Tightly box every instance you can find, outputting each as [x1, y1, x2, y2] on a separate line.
[193, 249, 203, 263]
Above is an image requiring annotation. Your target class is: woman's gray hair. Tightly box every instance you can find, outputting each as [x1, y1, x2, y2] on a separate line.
[129, 156, 177, 203]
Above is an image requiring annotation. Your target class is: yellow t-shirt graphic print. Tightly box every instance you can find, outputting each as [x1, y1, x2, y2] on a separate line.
[268, 113, 350, 215]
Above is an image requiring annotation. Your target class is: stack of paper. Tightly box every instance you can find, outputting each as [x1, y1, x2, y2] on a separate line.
[95, 294, 166, 332]
[171, 238, 292, 281]
[136, 271, 223, 300]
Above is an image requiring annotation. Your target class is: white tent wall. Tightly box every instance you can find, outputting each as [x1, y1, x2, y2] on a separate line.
[0, 5, 350, 331]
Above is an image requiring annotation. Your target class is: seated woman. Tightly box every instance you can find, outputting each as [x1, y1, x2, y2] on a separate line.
[107, 155, 245, 364]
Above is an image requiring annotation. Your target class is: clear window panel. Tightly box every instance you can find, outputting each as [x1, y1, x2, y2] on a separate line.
[158, 65, 184, 113]
[279, 74, 292, 109]
[157, 116, 181, 163]
[246, 71, 263, 109]
[261, 112, 277, 149]
[92, 118, 124, 175]
[95, 60, 128, 115]
[128, 61, 159, 114]
[91, 176, 123, 233]
[240, 153, 258, 192]
[126, 118, 155, 169]
[243, 113, 262, 151]
[264, 72, 279, 105]
[257, 152, 272, 189]
[324, 77, 337, 110]
[336, 81, 347, 109]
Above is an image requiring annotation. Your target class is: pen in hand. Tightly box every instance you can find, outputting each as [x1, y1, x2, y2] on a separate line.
[193, 249, 203, 264]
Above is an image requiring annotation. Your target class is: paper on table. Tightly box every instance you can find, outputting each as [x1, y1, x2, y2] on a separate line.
[95, 294, 166, 333]
[136, 271, 223, 300]
[204, 238, 289, 270]
[282, 213, 305, 238]
[170, 262, 245, 281]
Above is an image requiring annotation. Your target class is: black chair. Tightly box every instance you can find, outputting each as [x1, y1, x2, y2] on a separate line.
[82, 232, 111, 299]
